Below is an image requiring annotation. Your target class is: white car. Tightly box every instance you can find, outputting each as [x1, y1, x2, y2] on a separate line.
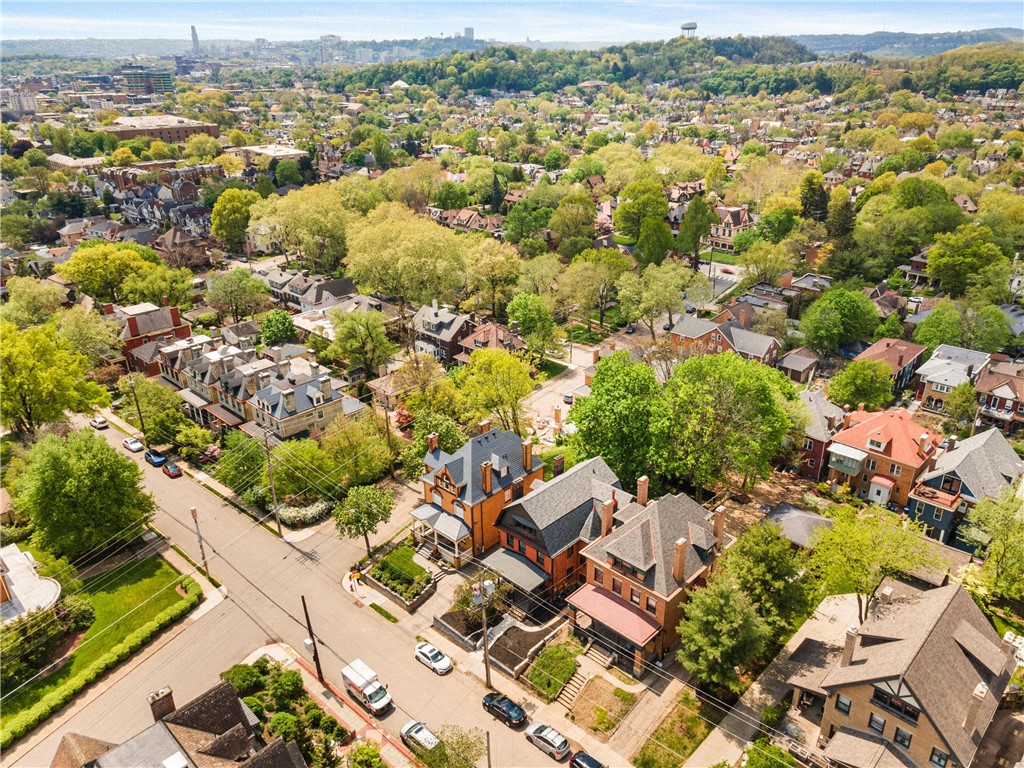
[414, 641, 452, 674]
[526, 724, 571, 761]
[400, 720, 440, 752]
[122, 437, 144, 453]
[89, 416, 108, 430]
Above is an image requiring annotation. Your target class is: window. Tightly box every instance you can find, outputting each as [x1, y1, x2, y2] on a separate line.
[517, 539, 526, 555]
[630, 588, 641, 605]
[866, 459, 877, 471]
[536, 552, 545, 566]
[929, 748, 948, 767]
[894, 728, 912, 748]
[507, 535, 517, 550]
[835, 695, 851, 715]
[869, 439, 884, 450]
[978, 394, 987, 404]
[868, 713, 886, 734]
[612, 577, 622, 594]
[566, 565, 574, 578]
[504, 489, 512, 502]
[934, 509, 945, 522]
[646, 596, 657, 615]
[593, 567, 604, 585]
[316, 409, 324, 420]
[808, 458, 816, 468]
[803, 438, 814, 451]
[891, 464, 902, 476]
[862, 474, 869, 482]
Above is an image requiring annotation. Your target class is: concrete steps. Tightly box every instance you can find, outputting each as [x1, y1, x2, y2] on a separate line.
[586, 643, 615, 669]
[556, 670, 588, 709]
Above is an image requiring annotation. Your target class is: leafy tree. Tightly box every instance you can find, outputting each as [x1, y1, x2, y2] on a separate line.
[119, 264, 194, 308]
[614, 179, 669, 240]
[117, 373, 187, 445]
[261, 309, 297, 346]
[616, 263, 688, 338]
[0, 276, 65, 327]
[183, 133, 222, 161]
[215, 432, 265, 495]
[634, 217, 674, 267]
[455, 348, 533, 436]
[799, 171, 829, 222]
[518, 252, 563, 295]
[913, 300, 962, 357]
[809, 507, 939, 622]
[799, 289, 879, 355]
[434, 181, 470, 210]
[434, 725, 487, 768]
[393, 353, 465, 420]
[321, 415, 391, 487]
[211, 188, 261, 251]
[175, 423, 215, 462]
[464, 239, 521, 317]
[56, 242, 154, 302]
[0, 321, 109, 435]
[872, 311, 904, 343]
[400, 413, 467, 478]
[926, 225, 1007, 297]
[248, 184, 348, 272]
[348, 741, 386, 768]
[17, 430, 154, 559]
[548, 192, 596, 242]
[506, 293, 557, 362]
[329, 310, 398, 380]
[651, 353, 795, 493]
[944, 382, 978, 428]
[676, 194, 715, 265]
[826, 186, 855, 242]
[274, 160, 303, 186]
[724, 522, 808, 635]
[206, 268, 272, 323]
[213, 153, 244, 175]
[270, 439, 341, 504]
[109, 146, 139, 167]
[503, 203, 549, 244]
[738, 241, 795, 286]
[570, 351, 660, 488]
[676, 576, 767, 692]
[827, 359, 893, 410]
[570, 248, 631, 326]
[54, 306, 120, 367]
[333, 485, 395, 559]
[745, 741, 798, 768]
[963, 485, 1024, 600]
[255, 175, 276, 198]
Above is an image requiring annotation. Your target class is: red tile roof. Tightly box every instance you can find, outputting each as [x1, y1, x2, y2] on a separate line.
[834, 408, 942, 468]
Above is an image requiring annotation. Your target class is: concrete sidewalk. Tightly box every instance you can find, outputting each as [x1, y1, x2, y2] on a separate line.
[683, 594, 859, 768]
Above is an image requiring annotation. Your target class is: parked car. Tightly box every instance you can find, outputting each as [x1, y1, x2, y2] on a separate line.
[624, 324, 635, 334]
[570, 753, 607, 768]
[400, 720, 440, 752]
[662, 321, 673, 331]
[144, 449, 167, 467]
[414, 642, 452, 674]
[162, 462, 183, 478]
[563, 392, 574, 405]
[685, 305, 697, 314]
[122, 437, 144, 453]
[721, 267, 735, 274]
[89, 416, 108, 430]
[526, 724, 571, 760]
[483, 692, 527, 727]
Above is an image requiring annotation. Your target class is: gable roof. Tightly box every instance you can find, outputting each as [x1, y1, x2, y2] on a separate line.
[670, 316, 778, 358]
[799, 389, 844, 443]
[413, 302, 475, 342]
[975, 359, 1024, 400]
[765, 502, 834, 548]
[832, 408, 942, 467]
[919, 428, 1024, 501]
[423, 429, 542, 507]
[854, 338, 927, 374]
[916, 344, 990, 388]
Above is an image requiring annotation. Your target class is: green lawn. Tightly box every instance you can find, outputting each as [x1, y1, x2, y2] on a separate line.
[529, 638, 582, 702]
[567, 325, 604, 345]
[538, 444, 580, 481]
[990, 608, 1024, 640]
[0, 557, 186, 728]
[612, 234, 637, 246]
[381, 545, 428, 581]
[633, 688, 724, 768]
[710, 252, 739, 265]
[536, 359, 569, 381]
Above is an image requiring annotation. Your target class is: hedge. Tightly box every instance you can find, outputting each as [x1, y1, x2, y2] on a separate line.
[0, 577, 201, 749]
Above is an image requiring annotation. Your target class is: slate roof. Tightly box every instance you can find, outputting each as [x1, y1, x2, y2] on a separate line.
[251, 373, 365, 419]
[423, 429, 541, 507]
[916, 344, 990, 388]
[583, 493, 730, 596]
[919, 428, 1024, 502]
[1000, 304, 1024, 337]
[799, 389, 844, 444]
[115, 302, 188, 338]
[764, 502, 833, 549]
[819, 585, 1013, 767]
[496, 457, 627, 557]
[49, 733, 116, 768]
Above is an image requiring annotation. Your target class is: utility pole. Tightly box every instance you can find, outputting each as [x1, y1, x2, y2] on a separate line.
[263, 429, 283, 536]
[190, 507, 210, 579]
[383, 406, 396, 479]
[128, 377, 148, 448]
[485, 730, 492, 768]
[476, 572, 495, 689]
[301, 594, 324, 682]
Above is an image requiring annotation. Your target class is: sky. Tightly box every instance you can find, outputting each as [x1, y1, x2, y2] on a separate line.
[2, 0, 1022, 42]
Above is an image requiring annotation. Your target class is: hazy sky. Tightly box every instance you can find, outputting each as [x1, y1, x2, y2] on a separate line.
[3, 0, 1022, 41]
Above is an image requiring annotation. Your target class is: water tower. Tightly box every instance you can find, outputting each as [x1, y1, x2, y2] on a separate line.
[681, 21, 698, 38]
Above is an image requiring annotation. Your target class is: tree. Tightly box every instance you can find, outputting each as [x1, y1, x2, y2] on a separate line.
[809, 508, 939, 622]
[270, 439, 341, 503]
[963, 485, 1024, 600]
[56, 242, 154, 302]
[634, 217, 674, 267]
[519, 253, 563, 296]
[248, 184, 348, 272]
[433, 725, 487, 768]
[369, 132, 393, 170]
[183, 133, 222, 161]
[651, 353, 795, 493]
[503, 203, 548, 245]
[347, 741, 386, 768]
[206, 268, 272, 323]
[175, 423, 215, 462]
[0, 321, 109, 435]
[745, 742, 798, 768]
[211, 188, 261, 252]
[676, 576, 767, 692]
[614, 179, 668, 240]
[945, 382, 978, 427]
[329, 310, 398, 381]
[0, 276, 65, 327]
[572, 248, 631, 326]
[333, 485, 395, 559]
[261, 310, 297, 346]
[738, 241, 795, 286]
[724, 522, 808, 635]
[274, 160, 303, 186]
[464, 239, 521, 317]
[548, 192, 596, 242]
[913, 300, 962, 357]
[570, 351, 660, 488]
[399, 413, 467, 478]
[109, 146, 139, 167]
[117, 374, 186, 445]
[434, 181, 470, 210]
[826, 186, 855, 242]
[17, 430, 154, 559]
[213, 153, 244, 175]
[255, 175, 276, 198]
[799, 289, 880, 356]
[507, 293, 558, 362]
[827, 359, 893, 410]
[393, 353, 465, 420]
[455, 348, 533, 436]
[799, 171, 829, 222]
[676, 195, 715, 266]
[119, 264, 195, 308]
[54, 306, 120, 367]
[321, 415, 391, 487]
[926, 225, 1007, 298]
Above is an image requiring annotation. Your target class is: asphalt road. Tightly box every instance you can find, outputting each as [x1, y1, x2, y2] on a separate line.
[10, 418, 564, 768]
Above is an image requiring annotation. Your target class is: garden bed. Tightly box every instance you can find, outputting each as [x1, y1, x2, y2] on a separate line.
[365, 545, 434, 611]
[567, 677, 638, 741]
[489, 626, 539, 669]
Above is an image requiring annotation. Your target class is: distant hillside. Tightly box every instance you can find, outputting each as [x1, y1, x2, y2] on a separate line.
[791, 28, 1023, 57]
[1, 38, 237, 57]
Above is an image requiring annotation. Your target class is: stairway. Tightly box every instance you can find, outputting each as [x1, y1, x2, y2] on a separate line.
[556, 670, 588, 709]
[586, 643, 615, 669]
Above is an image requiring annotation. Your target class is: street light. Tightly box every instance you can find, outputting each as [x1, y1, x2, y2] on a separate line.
[128, 377, 148, 448]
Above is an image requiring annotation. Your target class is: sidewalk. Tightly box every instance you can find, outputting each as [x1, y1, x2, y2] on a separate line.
[683, 594, 859, 768]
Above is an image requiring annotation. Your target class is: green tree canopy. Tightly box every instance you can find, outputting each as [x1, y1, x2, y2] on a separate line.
[329, 309, 398, 381]
[117, 373, 187, 446]
[211, 187, 262, 252]
[963, 484, 1024, 600]
[0, 276, 65, 327]
[614, 178, 669, 240]
[206, 268, 272, 323]
[56, 242, 155, 303]
[119, 265, 195, 309]
[677, 195, 716, 265]
[333, 485, 395, 558]
[827, 359, 894, 410]
[926, 224, 1008, 297]
[799, 288, 880, 355]
[260, 309, 298, 346]
[455, 348, 533, 436]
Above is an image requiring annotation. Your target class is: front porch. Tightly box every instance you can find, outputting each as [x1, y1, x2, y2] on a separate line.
[480, 546, 551, 620]
[566, 583, 662, 678]
[410, 503, 472, 569]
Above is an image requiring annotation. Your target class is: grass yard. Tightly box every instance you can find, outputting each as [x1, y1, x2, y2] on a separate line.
[710, 251, 739, 264]
[536, 359, 569, 381]
[0, 556, 186, 728]
[369, 545, 431, 601]
[632, 688, 724, 768]
[567, 325, 604, 345]
[990, 607, 1024, 640]
[380, 545, 428, 581]
[537, 443, 580, 481]
[529, 638, 582, 702]
[567, 678, 638, 740]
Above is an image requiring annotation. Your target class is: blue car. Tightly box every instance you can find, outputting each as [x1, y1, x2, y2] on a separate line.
[144, 449, 167, 467]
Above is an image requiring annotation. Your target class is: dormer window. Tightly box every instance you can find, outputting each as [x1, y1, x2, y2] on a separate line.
[868, 439, 885, 451]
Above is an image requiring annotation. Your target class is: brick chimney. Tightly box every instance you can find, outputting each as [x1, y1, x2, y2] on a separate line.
[841, 626, 858, 667]
[512, 477, 524, 500]
[897, 353, 904, 368]
[481, 461, 492, 495]
[945, 435, 956, 452]
[592, 349, 600, 365]
[282, 388, 296, 413]
[552, 455, 565, 477]
[714, 505, 725, 549]
[477, 419, 492, 435]
[857, 403, 865, 412]
[671, 537, 688, 583]
[244, 371, 258, 395]
[161, 295, 169, 307]
[553, 405, 562, 425]
[963, 683, 988, 733]
[127, 315, 140, 337]
[277, 359, 291, 379]
[148, 687, 176, 721]
[102, 302, 114, 315]
[918, 433, 930, 453]
[879, 585, 894, 605]
[319, 375, 331, 398]
[637, 475, 649, 507]
[600, 496, 616, 538]
[522, 440, 533, 472]
[426, 432, 439, 452]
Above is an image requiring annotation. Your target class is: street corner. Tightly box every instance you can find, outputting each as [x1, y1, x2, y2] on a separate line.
[241, 642, 298, 667]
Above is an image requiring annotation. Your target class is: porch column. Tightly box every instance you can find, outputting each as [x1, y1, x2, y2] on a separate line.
[453, 535, 461, 569]
[632, 647, 644, 679]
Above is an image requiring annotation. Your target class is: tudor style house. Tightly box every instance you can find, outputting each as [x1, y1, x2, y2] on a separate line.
[854, 338, 928, 393]
[670, 315, 781, 365]
[568, 489, 731, 677]
[974, 360, 1024, 433]
[908, 429, 1024, 549]
[789, 585, 1014, 768]
[413, 427, 545, 565]
[916, 345, 990, 413]
[826, 407, 943, 508]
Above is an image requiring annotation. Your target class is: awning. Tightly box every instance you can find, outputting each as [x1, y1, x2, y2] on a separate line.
[829, 442, 869, 462]
[410, 504, 471, 543]
[567, 583, 661, 647]
[203, 403, 245, 427]
[177, 388, 211, 409]
[870, 474, 895, 489]
[481, 547, 548, 592]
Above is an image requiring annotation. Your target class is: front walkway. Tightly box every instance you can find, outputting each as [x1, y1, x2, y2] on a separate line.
[683, 594, 859, 768]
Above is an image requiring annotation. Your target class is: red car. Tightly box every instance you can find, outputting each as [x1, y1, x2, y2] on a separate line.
[721, 267, 735, 274]
[162, 462, 183, 478]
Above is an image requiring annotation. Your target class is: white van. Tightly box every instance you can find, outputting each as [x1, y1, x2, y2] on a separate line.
[341, 659, 392, 715]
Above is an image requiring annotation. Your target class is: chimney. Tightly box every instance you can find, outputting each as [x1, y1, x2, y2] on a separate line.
[671, 537, 688, 583]
[277, 359, 291, 379]
[879, 585, 893, 605]
[553, 455, 565, 477]
[600, 497, 616, 538]
[258, 371, 272, 390]
[963, 683, 988, 733]
[841, 626, 858, 667]
[210, 357, 224, 380]
[512, 477, 524, 500]
[319, 375, 331, 398]
[918, 433, 930, 453]
[592, 349, 600, 365]
[127, 316, 140, 337]
[522, 440, 533, 472]
[308, 361, 320, 377]
[148, 687, 176, 721]
[1003, 631, 1017, 656]
[481, 461, 492, 495]
[426, 432, 439, 452]
[714, 505, 725, 549]
[857, 403, 865, 412]
[553, 405, 562, 425]
[967, 364, 974, 379]
[477, 419, 492, 435]
[244, 371, 258, 395]
[946, 435, 956, 452]
[102, 302, 114, 315]
[282, 388, 296, 412]
[161, 295, 169, 307]
[637, 475, 649, 507]
[897, 353, 904, 368]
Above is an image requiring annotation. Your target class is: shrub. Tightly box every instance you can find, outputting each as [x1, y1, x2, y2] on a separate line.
[269, 668, 304, 705]
[370, 603, 399, 622]
[268, 711, 299, 741]
[58, 593, 96, 632]
[252, 655, 277, 676]
[0, 522, 34, 544]
[348, 740, 386, 768]
[529, 640, 582, 702]
[277, 500, 333, 527]
[242, 695, 265, 720]
[368, 545, 431, 602]
[221, 664, 264, 696]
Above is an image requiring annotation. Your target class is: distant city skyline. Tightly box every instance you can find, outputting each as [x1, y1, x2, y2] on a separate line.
[3, 1, 1022, 42]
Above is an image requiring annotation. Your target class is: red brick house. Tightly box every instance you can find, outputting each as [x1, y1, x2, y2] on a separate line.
[104, 301, 191, 375]
[670, 315, 781, 365]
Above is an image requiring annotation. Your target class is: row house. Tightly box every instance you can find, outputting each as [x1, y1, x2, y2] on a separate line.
[249, 364, 366, 439]
[413, 301, 477, 364]
[854, 338, 927, 393]
[704, 204, 755, 252]
[670, 315, 781, 365]
[103, 301, 192, 376]
[794, 389, 845, 481]
[428, 207, 505, 237]
[568, 489, 731, 677]
[974, 360, 1024, 433]
[252, 268, 356, 312]
[915, 345, 990, 413]
[908, 429, 1024, 548]
[826, 407, 943, 508]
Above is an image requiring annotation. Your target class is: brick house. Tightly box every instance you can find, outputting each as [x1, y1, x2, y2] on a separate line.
[915, 345, 990, 413]
[854, 338, 928, 393]
[670, 315, 781, 365]
[974, 360, 1024, 433]
[454, 322, 526, 364]
[794, 389, 844, 481]
[104, 301, 192, 376]
[705, 204, 754, 252]
[413, 301, 477, 364]
[826, 407, 943, 508]
[248, 364, 366, 439]
[567, 488, 731, 677]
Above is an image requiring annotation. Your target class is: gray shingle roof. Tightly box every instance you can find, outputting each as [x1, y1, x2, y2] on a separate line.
[919, 428, 1024, 501]
[414, 303, 475, 342]
[799, 389, 844, 444]
[251, 373, 365, 419]
[670, 316, 778, 358]
[764, 502, 833, 549]
[423, 429, 542, 507]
